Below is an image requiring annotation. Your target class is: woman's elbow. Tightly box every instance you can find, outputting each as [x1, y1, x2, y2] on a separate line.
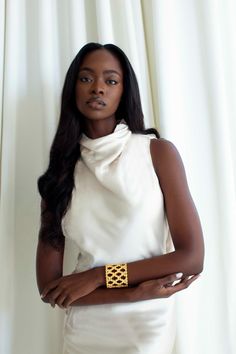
[187, 250, 205, 275]
[192, 261, 204, 275]
[184, 236, 205, 275]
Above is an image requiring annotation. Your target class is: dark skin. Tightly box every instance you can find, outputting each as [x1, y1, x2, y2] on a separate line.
[36, 49, 204, 309]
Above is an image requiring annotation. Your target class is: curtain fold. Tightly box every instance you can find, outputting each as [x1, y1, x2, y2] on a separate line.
[1, 1, 15, 354]
[0, 1, 235, 353]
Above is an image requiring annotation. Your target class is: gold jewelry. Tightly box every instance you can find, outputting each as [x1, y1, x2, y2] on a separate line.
[105, 263, 128, 288]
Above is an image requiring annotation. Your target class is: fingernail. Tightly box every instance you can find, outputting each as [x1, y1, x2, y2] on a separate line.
[40, 294, 44, 298]
[176, 272, 183, 279]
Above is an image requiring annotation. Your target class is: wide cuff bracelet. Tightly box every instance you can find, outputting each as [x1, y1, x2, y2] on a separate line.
[105, 263, 128, 288]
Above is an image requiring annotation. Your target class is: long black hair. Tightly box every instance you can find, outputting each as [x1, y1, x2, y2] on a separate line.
[38, 42, 160, 250]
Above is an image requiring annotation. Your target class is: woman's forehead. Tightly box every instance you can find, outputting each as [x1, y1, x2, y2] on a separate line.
[80, 49, 123, 74]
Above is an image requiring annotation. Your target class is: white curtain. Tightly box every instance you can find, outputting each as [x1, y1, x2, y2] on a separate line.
[1, 1, 235, 353]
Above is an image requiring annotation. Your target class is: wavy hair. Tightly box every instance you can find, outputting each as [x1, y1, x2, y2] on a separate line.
[38, 42, 160, 250]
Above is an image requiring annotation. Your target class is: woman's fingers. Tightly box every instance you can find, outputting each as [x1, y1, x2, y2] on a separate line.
[157, 273, 183, 288]
[47, 286, 66, 303]
[41, 279, 60, 298]
[63, 296, 76, 308]
[54, 293, 68, 309]
[43, 294, 55, 308]
[42, 270, 100, 308]
[137, 273, 201, 300]
[41, 275, 76, 306]
[180, 274, 200, 287]
[54, 286, 79, 308]
[50, 300, 55, 308]
[164, 274, 200, 296]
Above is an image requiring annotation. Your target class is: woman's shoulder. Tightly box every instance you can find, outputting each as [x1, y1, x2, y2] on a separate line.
[150, 137, 186, 179]
[150, 137, 180, 155]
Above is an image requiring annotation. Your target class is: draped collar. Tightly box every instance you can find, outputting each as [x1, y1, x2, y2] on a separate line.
[79, 119, 132, 168]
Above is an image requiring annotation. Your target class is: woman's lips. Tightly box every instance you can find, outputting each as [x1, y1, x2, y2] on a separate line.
[86, 98, 106, 110]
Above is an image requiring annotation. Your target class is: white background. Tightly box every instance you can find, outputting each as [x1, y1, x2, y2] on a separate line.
[0, 1, 235, 353]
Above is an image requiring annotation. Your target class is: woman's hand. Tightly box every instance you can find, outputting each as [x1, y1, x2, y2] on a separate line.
[40, 268, 102, 308]
[131, 273, 200, 302]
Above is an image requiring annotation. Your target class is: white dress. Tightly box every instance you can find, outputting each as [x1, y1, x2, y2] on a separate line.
[61, 120, 176, 354]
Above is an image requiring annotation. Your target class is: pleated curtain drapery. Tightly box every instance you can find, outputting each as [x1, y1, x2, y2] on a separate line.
[0, 1, 235, 354]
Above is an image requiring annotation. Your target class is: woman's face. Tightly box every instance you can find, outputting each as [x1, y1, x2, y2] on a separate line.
[75, 49, 124, 122]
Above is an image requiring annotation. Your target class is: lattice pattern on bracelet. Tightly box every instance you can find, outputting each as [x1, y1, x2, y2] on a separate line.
[105, 263, 128, 288]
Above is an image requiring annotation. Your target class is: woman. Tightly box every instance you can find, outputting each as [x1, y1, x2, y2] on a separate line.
[36, 42, 204, 354]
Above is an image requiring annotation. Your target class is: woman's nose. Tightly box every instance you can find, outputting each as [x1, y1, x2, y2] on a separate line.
[90, 79, 105, 95]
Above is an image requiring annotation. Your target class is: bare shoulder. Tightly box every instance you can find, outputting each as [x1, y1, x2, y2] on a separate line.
[150, 138, 185, 177]
[150, 137, 181, 155]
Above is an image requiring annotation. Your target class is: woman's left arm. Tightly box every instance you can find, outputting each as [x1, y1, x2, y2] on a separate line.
[96, 138, 205, 285]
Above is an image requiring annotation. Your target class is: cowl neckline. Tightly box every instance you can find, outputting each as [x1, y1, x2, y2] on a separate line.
[79, 119, 132, 167]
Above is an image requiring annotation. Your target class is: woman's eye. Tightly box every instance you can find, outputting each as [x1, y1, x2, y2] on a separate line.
[107, 79, 118, 85]
[79, 77, 92, 83]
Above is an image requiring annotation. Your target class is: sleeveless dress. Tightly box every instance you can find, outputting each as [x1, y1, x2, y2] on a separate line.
[61, 120, 176, 354]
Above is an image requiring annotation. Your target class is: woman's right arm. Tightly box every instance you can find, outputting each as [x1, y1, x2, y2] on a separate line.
[36, 199, 65, 305]
[36, 239, 64, 303]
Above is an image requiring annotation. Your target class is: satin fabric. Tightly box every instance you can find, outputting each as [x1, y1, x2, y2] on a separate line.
[62, 120, 176, 354]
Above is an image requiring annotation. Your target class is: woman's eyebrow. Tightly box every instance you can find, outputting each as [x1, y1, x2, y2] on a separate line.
[79, 67, 121, 76]
[103, 70, 121, 76]
[79, 67, 93, 73]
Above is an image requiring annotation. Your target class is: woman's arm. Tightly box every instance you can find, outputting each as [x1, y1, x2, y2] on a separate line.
[41, 269, 200, 308]
[36, 239, 64, 299]
[94, 138, 204, 286]
[36, 200, 65, 306]
[69, 274, 199, 306]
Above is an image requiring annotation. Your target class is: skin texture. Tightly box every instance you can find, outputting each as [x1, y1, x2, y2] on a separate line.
[36, 49, 204, 309]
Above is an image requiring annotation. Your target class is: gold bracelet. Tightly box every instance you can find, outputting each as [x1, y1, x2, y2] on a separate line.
[105, 263, 128, 288]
